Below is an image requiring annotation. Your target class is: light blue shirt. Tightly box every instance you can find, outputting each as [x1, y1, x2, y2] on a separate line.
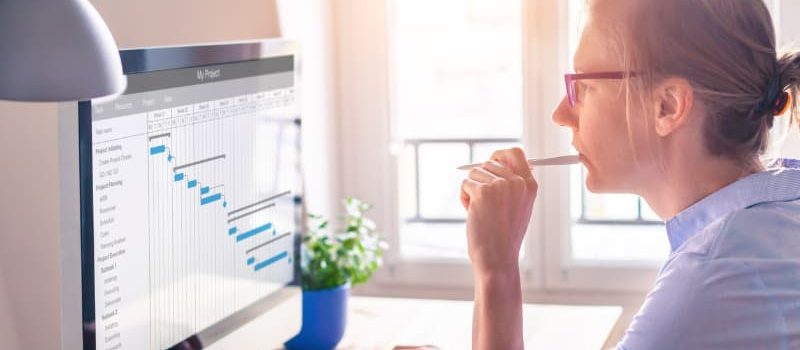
[618, 159, 800, 350]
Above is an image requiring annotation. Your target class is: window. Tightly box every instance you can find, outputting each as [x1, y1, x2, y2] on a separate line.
[391, 0, 524, 260]
[570, 170, 667, 263]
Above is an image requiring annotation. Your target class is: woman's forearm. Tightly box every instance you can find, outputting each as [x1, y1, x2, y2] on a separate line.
[473, 267, 524, 350]
[460, 148, 535, 350]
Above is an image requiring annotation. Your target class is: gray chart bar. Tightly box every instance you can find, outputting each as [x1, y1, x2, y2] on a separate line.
[173, 154, 226, 172]
[245, 232, 292, 255]
[148, 132, 171, 141]
[228, 203, 276, 224]
[228, 190, 291, 216]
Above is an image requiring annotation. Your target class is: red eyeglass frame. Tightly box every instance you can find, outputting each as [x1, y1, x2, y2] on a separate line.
[564, 72, 637, 107]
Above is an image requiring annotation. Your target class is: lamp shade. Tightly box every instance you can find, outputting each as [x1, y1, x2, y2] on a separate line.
[0, 0, 126, 102]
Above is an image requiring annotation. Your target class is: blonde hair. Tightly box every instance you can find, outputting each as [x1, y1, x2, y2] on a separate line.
[593, 0, 799, 168]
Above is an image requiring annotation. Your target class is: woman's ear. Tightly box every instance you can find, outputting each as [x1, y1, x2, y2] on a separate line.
[653, 78, 694, 137]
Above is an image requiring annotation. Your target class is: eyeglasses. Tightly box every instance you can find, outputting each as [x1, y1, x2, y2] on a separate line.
[564, 72, 636, 107]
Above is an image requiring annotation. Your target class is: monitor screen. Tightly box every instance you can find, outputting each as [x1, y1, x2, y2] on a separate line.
[79, 41, 301, 350]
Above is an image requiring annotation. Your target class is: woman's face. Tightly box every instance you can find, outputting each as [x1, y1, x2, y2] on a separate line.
[552, 10, 653, 194]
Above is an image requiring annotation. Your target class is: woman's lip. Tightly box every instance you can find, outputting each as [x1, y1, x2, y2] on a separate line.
[571, 143, 586, 163]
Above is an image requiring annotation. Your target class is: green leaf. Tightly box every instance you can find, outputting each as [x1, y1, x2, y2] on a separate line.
[299, 197, 389, 290]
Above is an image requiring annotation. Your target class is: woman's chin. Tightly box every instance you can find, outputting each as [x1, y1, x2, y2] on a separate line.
[584, 173, 611, 193]
[585, 171, 634, 194]
[584, 176, 602, 193]
[582, 155, 641, 193]
[582, 158, 624, 193]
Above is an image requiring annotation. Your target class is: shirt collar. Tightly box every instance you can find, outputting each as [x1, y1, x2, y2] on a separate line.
[665, 159, 800, 252]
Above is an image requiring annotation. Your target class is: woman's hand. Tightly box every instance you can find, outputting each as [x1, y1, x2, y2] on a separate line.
[460, 147, 538, 276]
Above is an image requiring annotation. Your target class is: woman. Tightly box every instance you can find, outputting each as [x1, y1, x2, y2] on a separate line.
[461, 0, 800, 349]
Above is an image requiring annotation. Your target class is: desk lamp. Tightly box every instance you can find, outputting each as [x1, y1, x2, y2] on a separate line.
[0, 0, 126, 101]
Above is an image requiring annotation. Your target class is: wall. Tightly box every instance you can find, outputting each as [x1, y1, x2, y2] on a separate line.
[277, 0, 339, 220]
[0, 267, 19, 350]
[0, 1, 284, 348]
[0, 101, 61, 349]
[91, 0, 280, 48]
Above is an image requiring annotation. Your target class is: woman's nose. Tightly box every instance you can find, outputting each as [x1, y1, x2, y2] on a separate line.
[552, 96, 577, 129]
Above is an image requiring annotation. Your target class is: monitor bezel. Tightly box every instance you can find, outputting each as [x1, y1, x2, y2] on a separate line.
[78, 39, 302, 350]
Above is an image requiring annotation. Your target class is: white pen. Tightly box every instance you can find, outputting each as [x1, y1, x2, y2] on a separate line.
[456, 155, 580, 170]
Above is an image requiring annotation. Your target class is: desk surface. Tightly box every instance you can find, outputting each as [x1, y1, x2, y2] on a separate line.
[212, 290, 623, 350]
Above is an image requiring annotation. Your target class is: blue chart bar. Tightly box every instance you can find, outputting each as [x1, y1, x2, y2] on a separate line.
[201, 193, 222, 205]
[150, 145, 166, 155]
[174, 173, 185, 182]
[188, 179, 197, 188]
[228, 227, 237, 235]
[247, 257, 256, 265]
[200, 186, 210, 195]
[236, 223, 272, 242]
[254, 251, 289, 272]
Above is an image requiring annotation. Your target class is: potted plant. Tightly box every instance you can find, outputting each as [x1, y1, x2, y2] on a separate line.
[284, 197, 388, 350]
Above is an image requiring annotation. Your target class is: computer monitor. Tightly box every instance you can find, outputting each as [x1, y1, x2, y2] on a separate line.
[77, 40, 302, 350]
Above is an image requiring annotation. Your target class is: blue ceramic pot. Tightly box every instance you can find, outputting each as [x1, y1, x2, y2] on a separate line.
[284, 284, 349, 350]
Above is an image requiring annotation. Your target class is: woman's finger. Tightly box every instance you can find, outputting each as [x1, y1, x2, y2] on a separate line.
[491, 147, 533, 179]
[461, 178, 482, 199]
[461, 178, 483, 210]
[460, 180, 471, 210]
[468, 166, 498, 183]
[481, 160, 515, 179]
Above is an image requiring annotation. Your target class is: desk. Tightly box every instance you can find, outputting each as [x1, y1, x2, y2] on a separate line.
[212, 290, 623, 350]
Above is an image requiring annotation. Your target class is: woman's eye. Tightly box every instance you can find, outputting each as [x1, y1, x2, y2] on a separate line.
[577, 81, 591, 98]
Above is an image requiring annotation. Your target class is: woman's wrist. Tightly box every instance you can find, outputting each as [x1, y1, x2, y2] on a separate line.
[472, 264, 524, 350]
[469, 245, 522, 279]
[473, 265, 521, 291]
